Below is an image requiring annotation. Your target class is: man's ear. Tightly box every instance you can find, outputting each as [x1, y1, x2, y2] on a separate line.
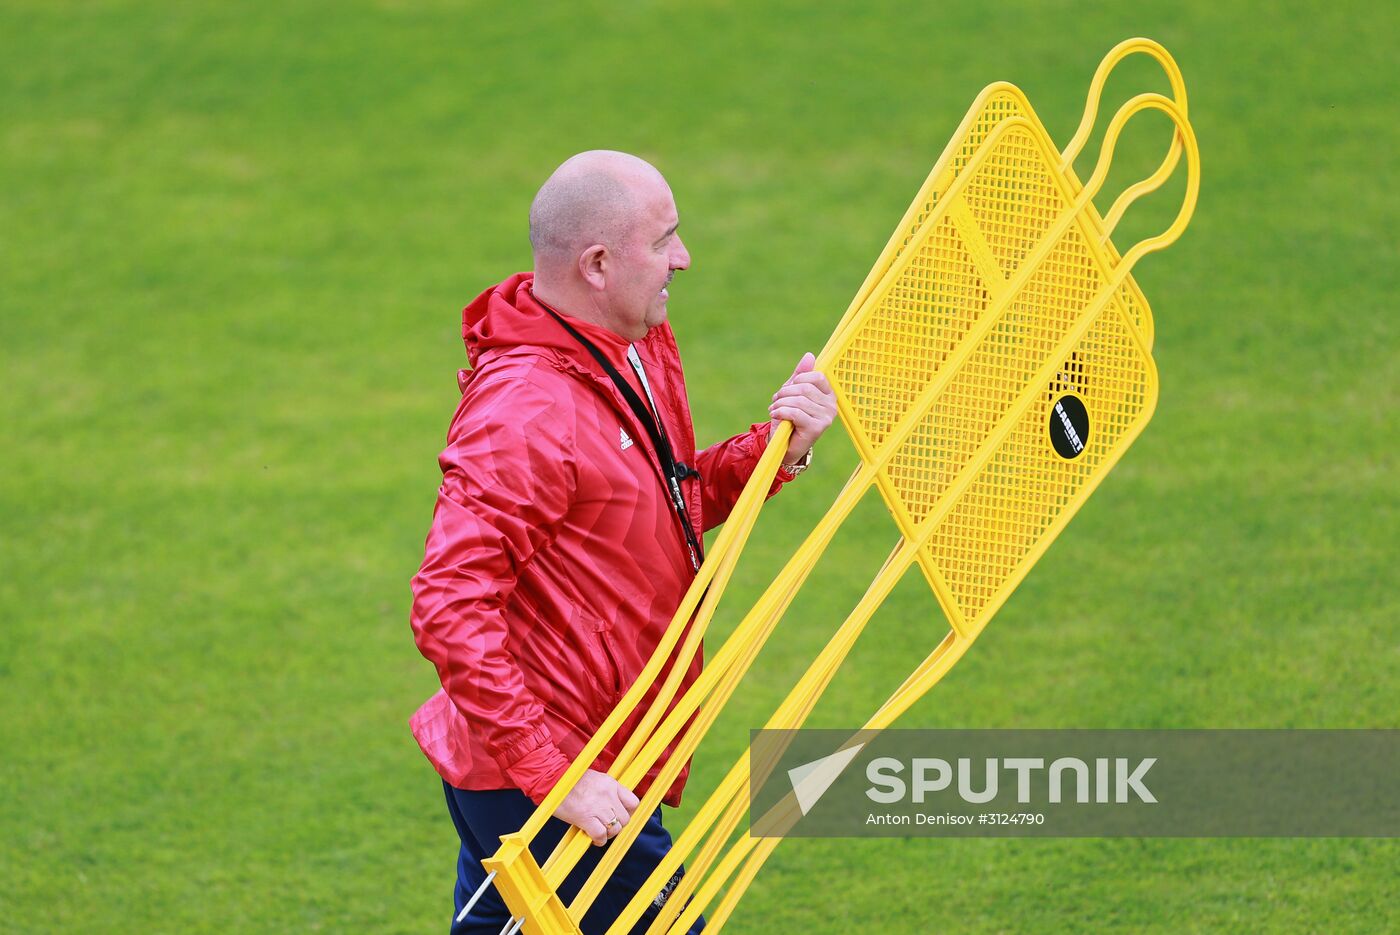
[578, 244, 608, 291]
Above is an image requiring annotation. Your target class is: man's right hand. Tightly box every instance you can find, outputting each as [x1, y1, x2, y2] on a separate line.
[553, 769, 641, 846]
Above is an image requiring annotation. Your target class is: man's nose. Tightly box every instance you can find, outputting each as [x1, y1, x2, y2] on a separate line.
[671, 235, 691, 270]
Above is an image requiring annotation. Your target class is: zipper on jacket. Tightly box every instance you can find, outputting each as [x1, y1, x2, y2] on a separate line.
[536, 297, 704, 572]
[594, 627, 624, 704]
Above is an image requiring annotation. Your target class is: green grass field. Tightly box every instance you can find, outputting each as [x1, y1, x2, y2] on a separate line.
[2, 1, 1396, 931]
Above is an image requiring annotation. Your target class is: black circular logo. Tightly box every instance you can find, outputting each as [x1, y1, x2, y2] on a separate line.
[1048, 393, 1090, 460]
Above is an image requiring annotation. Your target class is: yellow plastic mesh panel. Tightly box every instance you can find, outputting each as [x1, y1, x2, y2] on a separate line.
[1059, 163, 1154, 345]
[1070, 199, 1154, 344]
[958, 92, 1027, 169]
[884, 213, 1117, 527]
[1116, 276, 1153, 345]
[833, 214, 989, 451]
[924, 307, 1152, 627]
[957, 125, 1064, 280]
[873, 90, 1027, 284]
[876, 124, 1075, 523]
[831, 113, 1163, 627]
[864, 88, 1154, 359]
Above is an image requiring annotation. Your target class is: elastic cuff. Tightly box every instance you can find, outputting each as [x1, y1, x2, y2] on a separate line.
[500, 738, 573, 806]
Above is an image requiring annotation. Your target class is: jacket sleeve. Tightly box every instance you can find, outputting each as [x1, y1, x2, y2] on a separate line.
[693, 420, 796, 532]
[410, 376, 576, 804]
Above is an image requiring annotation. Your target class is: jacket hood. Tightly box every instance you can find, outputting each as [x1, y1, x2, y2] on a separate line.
[462, 271, 631, 370]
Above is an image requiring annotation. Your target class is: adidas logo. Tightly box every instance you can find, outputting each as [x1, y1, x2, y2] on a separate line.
[619, 427, 634, 451]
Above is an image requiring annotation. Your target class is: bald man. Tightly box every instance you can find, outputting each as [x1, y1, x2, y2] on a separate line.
[409, 151, 837, 933]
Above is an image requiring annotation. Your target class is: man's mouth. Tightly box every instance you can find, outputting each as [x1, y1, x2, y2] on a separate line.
[660, 274, 674, 301]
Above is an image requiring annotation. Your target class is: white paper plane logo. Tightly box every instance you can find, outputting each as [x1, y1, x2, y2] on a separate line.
[787, 743, 866, 816]
[619, 427, 634, 450]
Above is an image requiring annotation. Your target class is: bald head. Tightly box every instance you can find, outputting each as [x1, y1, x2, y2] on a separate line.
[529, 150, 669, 274]
[527, 150, 689, 340]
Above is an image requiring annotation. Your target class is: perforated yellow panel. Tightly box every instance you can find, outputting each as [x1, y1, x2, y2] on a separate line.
[925, 309, 1153, 627]
[866, 89, 1027, 286]
[830, 108, 1172, 635]
[849, 87, 1157, 353]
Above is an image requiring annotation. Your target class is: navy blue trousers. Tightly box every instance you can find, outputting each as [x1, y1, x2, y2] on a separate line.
[444, 782, 705, 934]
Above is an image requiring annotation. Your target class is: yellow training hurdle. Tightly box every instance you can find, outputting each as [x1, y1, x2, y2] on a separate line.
[476, 37, 1200, 934]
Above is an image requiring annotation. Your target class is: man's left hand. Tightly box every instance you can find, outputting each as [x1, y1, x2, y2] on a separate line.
[768, 352, 837, 465]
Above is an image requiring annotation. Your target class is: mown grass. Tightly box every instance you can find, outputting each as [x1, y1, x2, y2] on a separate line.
[1, 1, 1395, 931]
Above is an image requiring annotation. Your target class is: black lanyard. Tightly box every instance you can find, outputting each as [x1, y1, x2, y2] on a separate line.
[536, 297, 704, 572]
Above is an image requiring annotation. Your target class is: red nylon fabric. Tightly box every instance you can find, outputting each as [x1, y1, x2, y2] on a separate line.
[410, 273, 789, 807]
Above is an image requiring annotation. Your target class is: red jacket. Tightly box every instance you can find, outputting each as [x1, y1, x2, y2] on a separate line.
[410, 273, 788, 807]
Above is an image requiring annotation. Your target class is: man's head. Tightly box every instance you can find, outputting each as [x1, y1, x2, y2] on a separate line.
[529, 150, 690, 341]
